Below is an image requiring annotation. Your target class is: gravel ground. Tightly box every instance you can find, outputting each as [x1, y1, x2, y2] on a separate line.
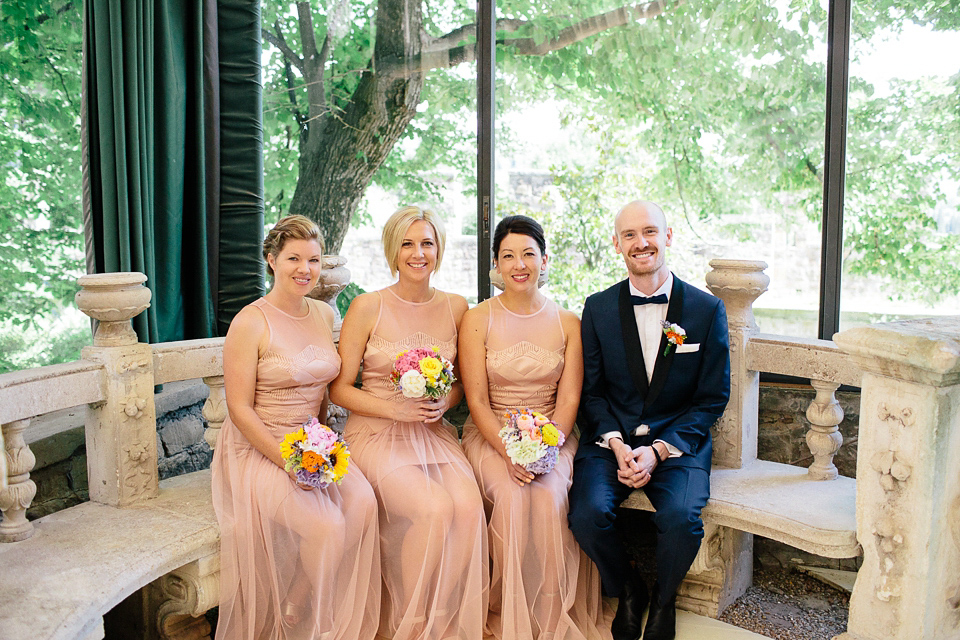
[719, 567, 849, 640]
[622, 510, 850, 640]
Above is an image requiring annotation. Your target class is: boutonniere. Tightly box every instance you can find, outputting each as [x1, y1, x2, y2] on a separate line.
[661, 320, 686, 356]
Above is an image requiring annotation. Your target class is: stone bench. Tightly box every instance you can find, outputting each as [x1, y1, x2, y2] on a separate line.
[0, 471, 218, 640]
[622, 460, 858, 560]
[4, 268, 959, 640]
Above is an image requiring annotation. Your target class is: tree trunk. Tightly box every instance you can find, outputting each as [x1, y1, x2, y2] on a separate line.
[288, 0, 425, 253]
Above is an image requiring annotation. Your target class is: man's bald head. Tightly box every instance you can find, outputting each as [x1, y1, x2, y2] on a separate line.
[615, 200, 668, 235]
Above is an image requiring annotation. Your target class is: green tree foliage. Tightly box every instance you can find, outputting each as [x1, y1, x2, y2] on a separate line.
[0, 1, 84, 327]
[262, 0, 960, 302]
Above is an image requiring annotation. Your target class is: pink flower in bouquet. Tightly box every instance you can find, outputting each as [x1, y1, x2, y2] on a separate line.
[303, 417, 338, 453]
[516, 414, 536, 431]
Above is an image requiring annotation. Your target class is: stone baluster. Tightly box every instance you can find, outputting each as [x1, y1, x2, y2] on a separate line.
[676, 260, 768, 617]
[805, 379, 844, 480]
[201, 376, 226, 450]
[308, 255, 352, 342]
[835, 318, 960, 640]
[0, 425, 6, 490]
[0, 419, 37, 542]
[704, 259, 769, 469]
[76, 272, 158, 507]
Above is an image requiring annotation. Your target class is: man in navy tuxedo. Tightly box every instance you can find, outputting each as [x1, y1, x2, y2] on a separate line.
[568, 200, 730, 640]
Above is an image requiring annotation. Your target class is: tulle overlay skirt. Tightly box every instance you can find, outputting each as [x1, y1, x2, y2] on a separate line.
[344, 415, 489, 640]
[212, 417, 381, 640]
[462, 420, 613, 640]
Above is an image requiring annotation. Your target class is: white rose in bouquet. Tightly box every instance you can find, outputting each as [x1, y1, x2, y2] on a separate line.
[399, 369, 427, 398]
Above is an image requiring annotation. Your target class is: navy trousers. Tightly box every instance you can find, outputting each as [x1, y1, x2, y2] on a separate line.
[568, 454, 709, 604]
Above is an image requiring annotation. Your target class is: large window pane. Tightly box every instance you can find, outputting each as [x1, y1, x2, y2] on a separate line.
[262, 0, 478, 301]
[841, 8, 960, 330]
[493, 0, 827, 335]
[0, 3, 87, 372]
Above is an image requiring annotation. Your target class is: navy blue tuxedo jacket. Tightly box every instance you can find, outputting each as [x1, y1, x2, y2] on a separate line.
[576, 275, 731, 472]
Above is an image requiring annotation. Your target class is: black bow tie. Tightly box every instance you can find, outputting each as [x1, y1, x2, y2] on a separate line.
[630, 294, 668, 306]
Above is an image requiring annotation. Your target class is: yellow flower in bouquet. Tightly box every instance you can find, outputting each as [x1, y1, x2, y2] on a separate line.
[330, 441, 350, 478]
[541, 423, 560, 446]
[420, 357, 443, 379]
[280, 430, 307, 459]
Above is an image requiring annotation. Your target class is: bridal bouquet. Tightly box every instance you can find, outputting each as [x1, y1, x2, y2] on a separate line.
[391, 346, 456, 398]
[499, 408, 566, 475]
[280, 417, 350, 489]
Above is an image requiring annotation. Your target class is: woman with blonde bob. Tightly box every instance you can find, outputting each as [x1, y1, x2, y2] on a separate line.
[331, 205, 487, 640]
[212, 214, 380, 639]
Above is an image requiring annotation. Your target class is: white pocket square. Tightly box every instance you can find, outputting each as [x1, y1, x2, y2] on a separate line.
[676, 343, 700, 353]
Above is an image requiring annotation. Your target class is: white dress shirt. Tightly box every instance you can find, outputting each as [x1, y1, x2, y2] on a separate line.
[597, 275, 681, 458]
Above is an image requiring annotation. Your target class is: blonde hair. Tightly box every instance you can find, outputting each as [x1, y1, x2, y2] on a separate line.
[381, 205, 447, 277]
[263, 215, 323, 276]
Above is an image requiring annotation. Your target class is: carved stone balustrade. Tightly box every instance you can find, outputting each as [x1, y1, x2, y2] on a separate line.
[671, 259, 769, 616]
[705, 259, 769, 469]
[834, 317, 960, 640]
[202, 376, 226, 450]
[76, 272, 158, 507]
[805, 379, 844, 480]
[0, 419, 37, 541]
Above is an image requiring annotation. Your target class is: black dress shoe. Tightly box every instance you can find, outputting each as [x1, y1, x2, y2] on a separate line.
[643, 583, 677, 640]
[611, 575, 649, 640]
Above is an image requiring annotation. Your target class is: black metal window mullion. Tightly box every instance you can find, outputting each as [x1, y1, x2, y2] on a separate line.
[476, 0, 495, 302]
[818, 0, 852, 340]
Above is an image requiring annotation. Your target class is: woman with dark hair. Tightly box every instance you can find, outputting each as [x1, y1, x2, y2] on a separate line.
[331, 205, 487, 640]
[460, 215, 611, 639]
[212, 214, 380, 639]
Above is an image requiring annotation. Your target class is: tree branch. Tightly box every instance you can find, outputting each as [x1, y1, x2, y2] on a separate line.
[263, 22, 304, 74]
[43, 56, 74, 109]
[385, 0, 678, 76]
[423, 18, 528, 52]
[297, 1, 320, 64]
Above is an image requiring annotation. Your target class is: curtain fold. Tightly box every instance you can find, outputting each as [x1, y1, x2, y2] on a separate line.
[215, 0, 266, 336]
[82, 0, 222, 343]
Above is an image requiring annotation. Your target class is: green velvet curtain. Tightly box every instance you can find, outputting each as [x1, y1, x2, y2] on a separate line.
[81, 0, 264, 343]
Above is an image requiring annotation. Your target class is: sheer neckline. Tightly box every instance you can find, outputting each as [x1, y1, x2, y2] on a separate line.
[261, 297, 313, 320]
[494, 295, 548, 318]
[383, 286, 438, 306]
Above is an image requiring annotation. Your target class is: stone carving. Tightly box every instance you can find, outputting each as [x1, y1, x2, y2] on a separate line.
[870, 449, 912, 493]
[156, 555, 220, 640]
[805, 379, 844, 480]
[872, 510, 905, 602]
[308, 255, 352, 339]
[676, 524, 750, 618]
[949, 492, 960, 611]
[75, 272, 152, 347]
[0, 419, 38, 542]
[704, 259, 769, 330]
[201, 376, 226, 450]
[122, 397, 148, 420]
[877, 402, 915, 428]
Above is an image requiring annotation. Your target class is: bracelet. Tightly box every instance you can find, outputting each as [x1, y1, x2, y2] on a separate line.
[651, 445, 663, 464]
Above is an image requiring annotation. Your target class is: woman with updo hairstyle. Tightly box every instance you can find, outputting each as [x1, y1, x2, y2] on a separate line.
[331, 205, 487, 640]
[459, 214, 612, 639]
[212, 214, 380, 639]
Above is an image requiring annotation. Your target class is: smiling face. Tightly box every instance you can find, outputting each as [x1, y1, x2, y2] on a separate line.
[267, 238, 323, 296]
[496, 232, 547, 292]
[613, 201, 672, 284]
[396, 219, 439, 283]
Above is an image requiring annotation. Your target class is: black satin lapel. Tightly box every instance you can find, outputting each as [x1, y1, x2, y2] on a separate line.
[646, 277, 684, 406]
[618, 281, 649, 398]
